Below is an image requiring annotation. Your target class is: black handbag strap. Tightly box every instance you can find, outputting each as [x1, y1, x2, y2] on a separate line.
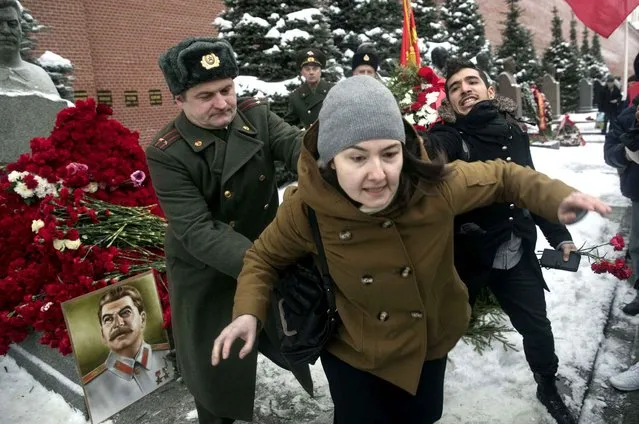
[307, 207, 337, 315]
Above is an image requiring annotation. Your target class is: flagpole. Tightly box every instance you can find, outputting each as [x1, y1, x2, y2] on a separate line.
[624, 18, 629, 98]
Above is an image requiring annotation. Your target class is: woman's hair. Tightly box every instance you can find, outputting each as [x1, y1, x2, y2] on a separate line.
[319, 123, 450, 210]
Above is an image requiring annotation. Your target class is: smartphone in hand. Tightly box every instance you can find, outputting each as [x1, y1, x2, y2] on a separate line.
[539, 249, 581, 272]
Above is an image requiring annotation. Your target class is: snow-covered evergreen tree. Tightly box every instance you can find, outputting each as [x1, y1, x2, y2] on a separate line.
[441, 0, 491, 61]
[215, 0, 339, 83]
[495, 0, 541, 84]
[542, 7, 581, 112]
[19, 5, 74, 101]
[589, 33, 609, 80]
[569, 14, 579, 51]
[579, 26, 605, 80]
[327, 0, 403, 75]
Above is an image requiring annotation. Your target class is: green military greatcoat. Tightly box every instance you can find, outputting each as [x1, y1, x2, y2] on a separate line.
[146, 99, 307, 421]
[284, 79, 332, 128]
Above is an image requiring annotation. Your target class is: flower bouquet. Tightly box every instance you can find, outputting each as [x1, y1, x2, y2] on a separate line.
[0, 99, 169, 355]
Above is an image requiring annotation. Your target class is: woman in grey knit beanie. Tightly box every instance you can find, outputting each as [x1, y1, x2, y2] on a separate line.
[212, 76, 611, 423]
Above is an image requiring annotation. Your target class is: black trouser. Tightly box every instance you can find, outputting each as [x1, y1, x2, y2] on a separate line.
[321, 351, 447, 424]
[194, 399, 235, 424]
[465, 257, 558, 377]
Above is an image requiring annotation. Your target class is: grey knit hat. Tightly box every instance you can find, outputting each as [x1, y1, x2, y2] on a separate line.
[318, 75, 405, 165]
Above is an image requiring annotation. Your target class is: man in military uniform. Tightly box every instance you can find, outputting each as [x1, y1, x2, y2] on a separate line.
[351, 44, 379, 77]
[146, 38, 311, 424]
[83, 285, 173, 424]
[284, 48, 332, 128]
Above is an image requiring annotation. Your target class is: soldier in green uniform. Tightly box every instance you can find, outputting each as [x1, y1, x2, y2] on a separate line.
[284, 48, 332, 128]
[146, 37, 311, 424]
[351, 44, 380, 77]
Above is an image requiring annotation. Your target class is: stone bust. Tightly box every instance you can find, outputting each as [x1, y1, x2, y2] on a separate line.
[0, 0, 58, 96]
[430, 47, 449, 75]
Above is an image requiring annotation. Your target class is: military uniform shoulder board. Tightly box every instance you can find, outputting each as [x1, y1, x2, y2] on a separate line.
[82, 362, 107, 384]
[150, 342, 170, 351]
[238, 97, 268, 113]
[152, 127, 181, 151]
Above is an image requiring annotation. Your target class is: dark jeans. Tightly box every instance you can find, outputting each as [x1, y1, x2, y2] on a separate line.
[602, 110, 619, 134]
[321, 351, 447, 424]
[194, 399, 235, 424]
[465, 257, 559, 376]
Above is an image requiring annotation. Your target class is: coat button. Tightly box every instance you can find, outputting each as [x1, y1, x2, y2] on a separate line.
[194, 140, 203, 147]
[224, 190, 233, 199]
[307, 110, 312, 114]
[506, 157, 512, 161]
[508, 217, 514, 221]
[410, 311, 424, 319]
[339, 230, 352, 241]
[378, 311, 389, 321]
[400, 266, 412, 278]
[509, 203, 515, 209]
[361, 275, 374, 285]
[508, 135, 513, 140]
[259, 174, 266, 181]
[229, 220, 236, 228]
[263, 203, 269, 210]
[381, 220, 393, 228]
[502, 145, 508, 151]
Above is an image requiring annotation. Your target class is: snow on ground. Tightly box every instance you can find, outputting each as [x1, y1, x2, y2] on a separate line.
[2, 144, 636, 423]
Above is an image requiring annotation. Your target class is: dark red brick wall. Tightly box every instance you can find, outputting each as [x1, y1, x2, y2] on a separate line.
[21, 0, 224, 147]
[477, 0, 639, 77]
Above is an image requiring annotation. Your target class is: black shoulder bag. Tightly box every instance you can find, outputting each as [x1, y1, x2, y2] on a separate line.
[269, 206, 340, 366]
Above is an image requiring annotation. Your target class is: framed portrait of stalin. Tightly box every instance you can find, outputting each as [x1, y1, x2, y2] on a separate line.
[62, 271, 174, 424]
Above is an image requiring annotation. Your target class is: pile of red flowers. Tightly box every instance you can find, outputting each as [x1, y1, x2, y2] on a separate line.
[388, 65, 446, 132]
[0, 99, 168, 356]
[580, 233, 633, 280]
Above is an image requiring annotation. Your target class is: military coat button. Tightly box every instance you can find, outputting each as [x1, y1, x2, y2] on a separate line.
[508, 217, 514, 222]
[194, 140, 203, 147]
[509, 203, 515, 209]
[410, 311, 424, 319]
[339, 230, 352, 241]
[506, 157, 512, 161]
[502, 145, 508, 151]
[378, 311, 389, 321]
[229, 221, 236, 228]
[381, 220, 393, 229]
[400, 266, 412, 278]
[361, 275, 374, 285]
[259, 174, 266, 181]
[224, 190, 233, 199]
[263, 203, 269, 210]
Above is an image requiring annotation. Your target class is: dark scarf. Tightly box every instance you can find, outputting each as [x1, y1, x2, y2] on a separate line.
[454, 100, 510, 145]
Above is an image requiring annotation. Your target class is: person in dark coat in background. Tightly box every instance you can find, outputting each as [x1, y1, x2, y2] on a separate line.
[599, 75, 622, 134]
[604, 95, 639, 315]
[426, 59, 578, 424]
[146, 37, 311, 424]
[284, 48, 332, 129]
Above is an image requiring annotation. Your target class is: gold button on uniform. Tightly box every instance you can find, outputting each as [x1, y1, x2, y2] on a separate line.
[506, 157, 512, 161]
[381, 220, 393, 228]
[400, 266, 412, 278]
[339, 230, 352, 241]
[508, 217, 514, 221]
[224, 190, 232, 199]
[509, 204, 515, 209]
[229, 220, 236, 228]
[259, 174, 266, 181]
[410, 311, 424, 319]
[242, 125, 250, 131]
[361, 275, 374, 285]
[194, 140, 203, 147]
[502, 145, 508, 151]
[378, 311, 389, 321]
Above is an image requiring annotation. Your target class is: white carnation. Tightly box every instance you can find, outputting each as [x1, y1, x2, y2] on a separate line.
[7, 171, 26, 183]
[53, 239, 65, 251]
[14, 182, 34, 199]
[31, 219, 45, 233]
[64, 239, 81, 250]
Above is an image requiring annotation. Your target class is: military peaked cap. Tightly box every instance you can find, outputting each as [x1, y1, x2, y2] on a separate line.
[296, 48, 326, 69]
[159, 37, 239, 95]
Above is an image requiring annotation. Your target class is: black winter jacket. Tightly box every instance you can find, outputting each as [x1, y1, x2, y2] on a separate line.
[604, 105, 639, 201]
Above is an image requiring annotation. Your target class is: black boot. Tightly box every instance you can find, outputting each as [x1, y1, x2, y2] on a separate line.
[534, 374, 576, 424]
[622, 292, 639, 316]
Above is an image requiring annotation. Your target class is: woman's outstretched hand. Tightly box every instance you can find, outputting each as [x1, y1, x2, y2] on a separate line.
[557, 192, 611, 224]
[211, 314, 258, 366]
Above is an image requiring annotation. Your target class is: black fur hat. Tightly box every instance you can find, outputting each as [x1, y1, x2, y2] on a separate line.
[351, 44, 379, 73]
[158, 38, 239, 95]
[296, 48, 326, 69]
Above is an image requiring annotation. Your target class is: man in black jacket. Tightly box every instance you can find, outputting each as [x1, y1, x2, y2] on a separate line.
[604, 97, 639, 315]
[426, 59, 577, 424]
[599, 75, 622, 134]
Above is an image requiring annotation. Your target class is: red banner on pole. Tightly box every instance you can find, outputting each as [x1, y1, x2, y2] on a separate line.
[564, 0, 639, 38]
[400, 0, 421, 67]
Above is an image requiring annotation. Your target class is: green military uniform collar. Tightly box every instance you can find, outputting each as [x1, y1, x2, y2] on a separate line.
[297, 79, 331, 103]
[175, 111, 258, 153]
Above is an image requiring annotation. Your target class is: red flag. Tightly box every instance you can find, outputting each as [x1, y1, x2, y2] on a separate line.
[400, 0, 421, 67]
[564, 0, 639, 38]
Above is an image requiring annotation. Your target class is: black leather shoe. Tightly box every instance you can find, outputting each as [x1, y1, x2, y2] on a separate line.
[534, 374, 576, 424]
[622, 292, 639, 316]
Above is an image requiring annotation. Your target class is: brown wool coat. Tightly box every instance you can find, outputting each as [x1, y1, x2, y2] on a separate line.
[233, 123, 577, 395]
